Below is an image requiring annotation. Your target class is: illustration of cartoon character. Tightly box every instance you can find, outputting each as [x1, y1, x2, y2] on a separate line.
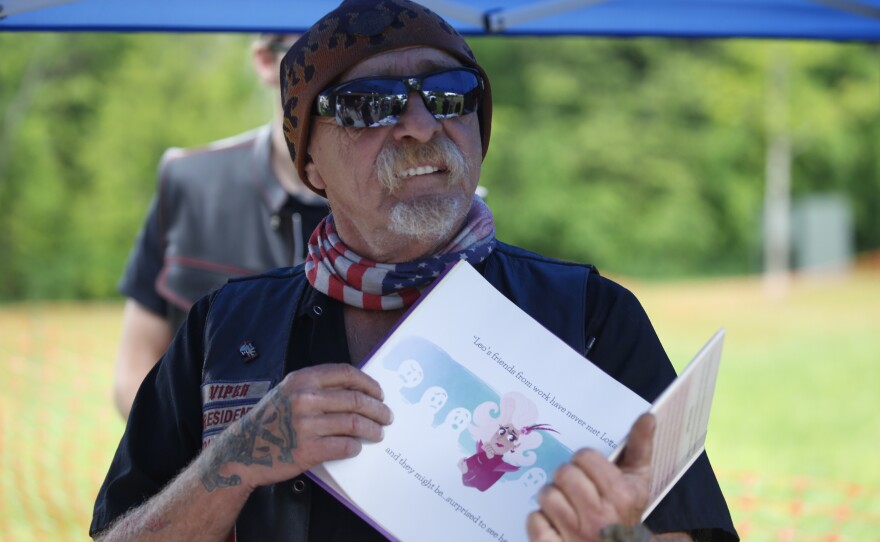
[381, 358, 426, 415]
[519, 466, 548, 492]
[457, 392, 557, 492]
[397, 358, 424, 388]
[406, 385, 449, 426]
[438, 407, 471, 435]
[430, 407, 473, 469]
[420, 385, 449, 413]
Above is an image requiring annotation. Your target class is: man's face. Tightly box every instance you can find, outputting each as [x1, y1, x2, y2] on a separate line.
[265, 34, 299, 58]
[254, 34, 299, 88]
[305, 47, 483, 262]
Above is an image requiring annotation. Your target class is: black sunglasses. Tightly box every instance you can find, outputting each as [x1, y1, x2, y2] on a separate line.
[314, 67, 484, 128]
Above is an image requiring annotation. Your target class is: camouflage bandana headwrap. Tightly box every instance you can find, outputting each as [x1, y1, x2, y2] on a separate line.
[279, 0, 493, 197]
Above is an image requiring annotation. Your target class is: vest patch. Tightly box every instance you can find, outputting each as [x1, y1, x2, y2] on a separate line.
[201, 379, 272, 446]
[202, 380, 271, 403]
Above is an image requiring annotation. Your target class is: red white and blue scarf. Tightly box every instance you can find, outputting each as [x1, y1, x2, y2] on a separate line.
[305, 196, 495, 310]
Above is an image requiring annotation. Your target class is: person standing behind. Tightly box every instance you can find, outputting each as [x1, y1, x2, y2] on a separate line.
[113, 34, 328, 419]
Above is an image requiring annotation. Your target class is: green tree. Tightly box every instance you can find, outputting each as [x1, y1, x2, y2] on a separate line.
[0, 33, 132, 299]
[0, 33, 268, 300]
[70, 33, 268, 298]
[472, 37, 878, 277]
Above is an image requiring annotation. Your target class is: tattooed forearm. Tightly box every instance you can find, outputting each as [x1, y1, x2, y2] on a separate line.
[199, 390, 299, 492]
[199, 453, 243, 492]
[265, 392, 297, 463]
[144, 517, 171, 533]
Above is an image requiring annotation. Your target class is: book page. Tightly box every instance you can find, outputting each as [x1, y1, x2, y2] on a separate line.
[609, 328, 725, 520]
[310, 261, 651, 542]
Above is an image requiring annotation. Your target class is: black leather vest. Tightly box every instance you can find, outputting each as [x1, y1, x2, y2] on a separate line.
[200, 242, 591, 540]
[154, 125, 327, 330]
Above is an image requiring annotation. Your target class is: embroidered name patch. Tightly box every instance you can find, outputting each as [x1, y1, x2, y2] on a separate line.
[201, 379, 272, 447]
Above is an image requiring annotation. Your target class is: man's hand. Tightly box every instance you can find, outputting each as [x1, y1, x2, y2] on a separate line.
[197, 363, 393, 492]
[526, 413, 656, 542]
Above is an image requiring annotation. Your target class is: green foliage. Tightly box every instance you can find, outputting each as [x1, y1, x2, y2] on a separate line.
[473, 38, 878, 277]
[70, 34, 268, 298]
[0, 33, 133, 300]
[0, 33, 877, 300]
[0, 33, 268, 300]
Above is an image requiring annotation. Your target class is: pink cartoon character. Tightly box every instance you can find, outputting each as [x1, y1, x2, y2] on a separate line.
[457, 391, 557, 492]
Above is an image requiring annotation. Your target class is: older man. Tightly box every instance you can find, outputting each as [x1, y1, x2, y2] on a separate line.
[91, 1, 737, 541]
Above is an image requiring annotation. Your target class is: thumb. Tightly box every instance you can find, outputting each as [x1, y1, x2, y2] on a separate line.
[618, 413, 656, 478]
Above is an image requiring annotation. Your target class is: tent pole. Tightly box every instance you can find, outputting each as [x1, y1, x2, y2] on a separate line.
[762, 48, 792, 298]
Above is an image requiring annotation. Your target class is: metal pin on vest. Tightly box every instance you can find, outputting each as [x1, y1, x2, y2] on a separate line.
[239, 340, 259, 362]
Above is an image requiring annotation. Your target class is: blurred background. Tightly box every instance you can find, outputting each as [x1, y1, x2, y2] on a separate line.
[0, 30, 878, 540]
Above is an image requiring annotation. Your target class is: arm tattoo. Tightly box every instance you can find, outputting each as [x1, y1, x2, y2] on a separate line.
[144, 517, 171, 533]
[199, 391, 298, 491]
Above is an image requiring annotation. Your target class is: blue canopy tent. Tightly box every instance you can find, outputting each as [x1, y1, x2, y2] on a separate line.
[2, 0, 880, 40]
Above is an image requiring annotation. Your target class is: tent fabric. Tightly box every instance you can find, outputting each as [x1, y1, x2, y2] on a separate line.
[2, 0, 880, 41]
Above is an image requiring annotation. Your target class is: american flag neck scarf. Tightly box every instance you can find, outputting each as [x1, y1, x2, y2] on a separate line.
[305, 196, 496, 311]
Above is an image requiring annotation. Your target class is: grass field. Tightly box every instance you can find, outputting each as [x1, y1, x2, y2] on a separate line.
[1, 269, 878, 541]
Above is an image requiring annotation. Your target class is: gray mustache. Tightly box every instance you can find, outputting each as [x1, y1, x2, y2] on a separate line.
[376, 137, 469, 193]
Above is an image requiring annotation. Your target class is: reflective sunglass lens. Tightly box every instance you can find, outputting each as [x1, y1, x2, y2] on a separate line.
[335, 94, 406, 128]
[319, 68, 482, 128]
[423, 93, 467, 118]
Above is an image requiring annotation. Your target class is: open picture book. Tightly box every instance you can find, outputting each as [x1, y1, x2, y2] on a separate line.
[308, 261, 725, 542]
